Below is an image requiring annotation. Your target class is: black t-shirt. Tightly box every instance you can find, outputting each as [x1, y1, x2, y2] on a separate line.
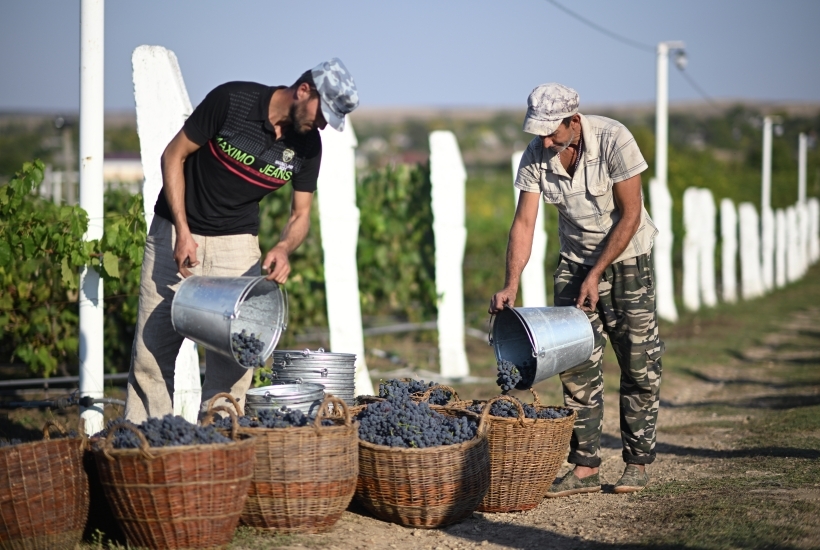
[154, 81, 322, 236]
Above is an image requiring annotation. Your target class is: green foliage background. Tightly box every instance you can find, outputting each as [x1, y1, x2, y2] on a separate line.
[1, 105, 819, 378]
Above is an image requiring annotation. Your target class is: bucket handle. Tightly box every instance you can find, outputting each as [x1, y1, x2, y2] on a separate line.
[281, 286, 289, 332]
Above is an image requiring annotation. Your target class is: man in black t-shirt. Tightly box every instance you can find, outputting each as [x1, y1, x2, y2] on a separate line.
[125, 58, 360, 422]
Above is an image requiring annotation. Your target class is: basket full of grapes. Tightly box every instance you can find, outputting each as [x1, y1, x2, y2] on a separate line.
[446, 391, 576, 512]
[354, 378, 459, 410]
[353, 392, 491, 528]
[201, 392, 359, 534]
[0, 420, 89, 550]
[91, 411, 255, 550]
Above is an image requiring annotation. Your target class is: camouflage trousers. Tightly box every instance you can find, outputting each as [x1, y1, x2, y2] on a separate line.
[553, 252, 664, 467]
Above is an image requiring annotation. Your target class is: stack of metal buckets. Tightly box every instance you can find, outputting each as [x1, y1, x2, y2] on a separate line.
[268, 348, 357, 407]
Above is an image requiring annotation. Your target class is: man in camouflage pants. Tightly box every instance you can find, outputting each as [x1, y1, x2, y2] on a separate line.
[490, 83, 664, 495]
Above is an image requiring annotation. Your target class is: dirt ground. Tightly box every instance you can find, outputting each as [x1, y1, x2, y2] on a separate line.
[221, 300, 820, 550]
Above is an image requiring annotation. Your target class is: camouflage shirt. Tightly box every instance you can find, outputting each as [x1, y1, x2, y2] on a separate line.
[515, 114, 657, 266]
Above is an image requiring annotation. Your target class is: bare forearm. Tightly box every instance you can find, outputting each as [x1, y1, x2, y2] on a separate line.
[503, 219, 535, 291]
[588, 214, 641, 276]
[275, 213, 310, 254]
[161, 154, 191, 236]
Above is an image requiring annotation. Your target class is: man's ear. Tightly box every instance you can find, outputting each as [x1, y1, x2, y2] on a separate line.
[295, 82, 313, 101]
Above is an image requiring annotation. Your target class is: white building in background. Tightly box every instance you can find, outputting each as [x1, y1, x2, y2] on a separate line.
[103, 154, 144, 194]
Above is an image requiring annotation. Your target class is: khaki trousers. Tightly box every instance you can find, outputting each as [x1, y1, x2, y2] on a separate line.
[124, 216, 261, 423]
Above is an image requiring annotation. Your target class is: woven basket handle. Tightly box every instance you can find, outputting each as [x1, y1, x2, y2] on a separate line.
[201, 406, 240, 440]
[41, 419, 67, 440]
[485, 394, 527, 427]
[205, 392, 243, 417]
[314, 395, 352, 428]
[419, 384, 460, 403]
[528, 388, 542, 406]
[102, 422, 154, 462]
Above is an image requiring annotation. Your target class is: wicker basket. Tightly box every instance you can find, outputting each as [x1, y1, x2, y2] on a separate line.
[354, 403, 491, 528]
[93, 412, 255, 550]
[447, 392, 576, 512]
[0, 420, 89, 550]
[203, 392, 359, 534]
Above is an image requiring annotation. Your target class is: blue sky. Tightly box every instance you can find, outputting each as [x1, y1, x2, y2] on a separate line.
[1, 0, 819, 112]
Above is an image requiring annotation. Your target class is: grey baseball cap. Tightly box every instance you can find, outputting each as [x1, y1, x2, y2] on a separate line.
[522, 83, 579, 136]
[310, 57, 359, 131]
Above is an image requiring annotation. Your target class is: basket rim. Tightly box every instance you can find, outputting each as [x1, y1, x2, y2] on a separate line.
[91, 434, 255, 459]
[0, 436, 84, 452]
[234, 420, 359, 435]
[446, 400, 577, 426]
[358, 429, 485, 454]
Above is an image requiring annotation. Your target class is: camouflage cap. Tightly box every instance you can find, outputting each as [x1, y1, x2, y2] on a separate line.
[310, 57, 359, 132]
[522, 83, 579, 136]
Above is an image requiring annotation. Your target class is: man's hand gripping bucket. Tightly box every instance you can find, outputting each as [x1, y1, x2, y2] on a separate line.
[489, 306, 594, 389]
[171, 276, 288, 368]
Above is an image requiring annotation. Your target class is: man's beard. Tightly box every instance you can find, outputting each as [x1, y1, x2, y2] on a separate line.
[552, 130, 576, 153]
[289, 101, 312, 135]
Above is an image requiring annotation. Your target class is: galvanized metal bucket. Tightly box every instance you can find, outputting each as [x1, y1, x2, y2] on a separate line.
[171, 276, 288, 368]
[270, 348, 356, 406]
[244, 383, 325, 416]
[490, 306, 594, 388]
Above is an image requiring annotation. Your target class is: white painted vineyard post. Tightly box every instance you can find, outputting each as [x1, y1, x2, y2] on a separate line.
[429, 131, 470, 379]
[720, 198, 738, 303]
[317, 120, 373, 397]
[698, 189, 717, 307]
[512, 150, 548, 307]
[775, 208, 787, 288]
[739, 202, 764, 299]
[809, 198, 820, 264]
[786, 206, 801, 283]
[760, 117, 775, 292]
[649, 178, 678, 322]
[78, 0, 105, 435]
[798, 134, 808, 275]
[682, 187, 701, 311]
[131, 45, 201, 422]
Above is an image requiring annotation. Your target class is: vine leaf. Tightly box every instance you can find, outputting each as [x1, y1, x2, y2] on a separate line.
[103, 251, 120, 278]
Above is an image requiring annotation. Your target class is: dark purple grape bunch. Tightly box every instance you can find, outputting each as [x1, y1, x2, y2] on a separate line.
[496, 360, 522, 392]
[0, 438, 23, 448]
[377, 378, 453, 405]
[102, 414, 231, 449]
[232, 329, 266, 368]
[466, 397, 573, 420]
[357, 393, 476, 448]
[212, 407, 333, 430]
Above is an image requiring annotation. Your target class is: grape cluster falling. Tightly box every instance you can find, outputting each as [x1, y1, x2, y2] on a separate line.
[496, 360, 523, 392]
[232, 329, 266, 368]
[377, 378, 453, 405]
[356, 393, 476, 448]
